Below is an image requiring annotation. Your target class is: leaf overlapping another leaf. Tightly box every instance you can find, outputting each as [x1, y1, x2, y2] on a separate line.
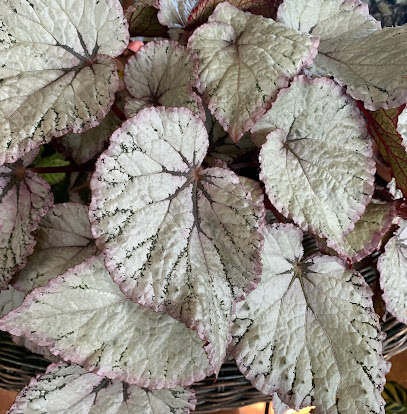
[7, 362, 196, 414]
[188, 2, 319, 142]
[89, 106, 264, 377]
[0, 255, 213, 389]
[0, 0, 129, 165]
[231, 224, 389, 414]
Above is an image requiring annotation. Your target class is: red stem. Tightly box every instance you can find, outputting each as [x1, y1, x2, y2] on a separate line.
[111, 103, 126, 122]
[27, 165, 93, 174]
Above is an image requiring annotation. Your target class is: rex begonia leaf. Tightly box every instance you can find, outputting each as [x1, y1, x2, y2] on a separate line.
[378, 219, 407, 324]
[256, 75, 375, 248]
[13, 203, 98, 294]
[0, 0, 129, 165]
[278, 0, 407, 110]
[8, 362, 196, 414]
[59, 111, 121, 166]
[124, 40, 204, 119]
[316, 201, 396, 263]
[358, 104, 407, 199]
[89, 107, 264, 376]
[0, 285, 24, 318]
[157, 0, 200, 28]
[187, 3, 318, 143]
[0, 151, 54, 289]
[126, 0, 168, 37]
[231, 224, 389, 414]
[0, 255, 212, 388]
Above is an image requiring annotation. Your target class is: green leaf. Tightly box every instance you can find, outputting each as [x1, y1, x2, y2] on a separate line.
[33, 152, 70, 185]
[383, 382, 407, 414]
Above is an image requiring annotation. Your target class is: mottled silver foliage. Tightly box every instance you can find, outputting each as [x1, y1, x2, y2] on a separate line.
[232, 224, 389, 414]
[8, 363, 196, 413]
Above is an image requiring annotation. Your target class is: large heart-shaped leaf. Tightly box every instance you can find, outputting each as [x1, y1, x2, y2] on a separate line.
[0, 150, 54, 289]
[187, 2, 318, 142]
[13, 203, 98, 293]
[231, 224, 389, 414]
[0, 0, 129, 165]
[124, 40, 204, 119]
[89, 106, 264, 376]
[0, 255, 212, 388]
[278, 0, 407, 110]
[378, 219, 407, 324]
[256, 75, 375, 248]
[8, 362, 196, 414]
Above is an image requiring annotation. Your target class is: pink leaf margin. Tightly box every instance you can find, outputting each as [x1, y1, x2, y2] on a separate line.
[187, 6, 319, 143]
[258, 75, 375, 249]
[124, 40, 205, 121]
[0, 255, 213, 389]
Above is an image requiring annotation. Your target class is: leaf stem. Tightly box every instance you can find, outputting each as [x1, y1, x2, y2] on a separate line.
[111, 103, 126, 122]
[27, 165, 93, 174]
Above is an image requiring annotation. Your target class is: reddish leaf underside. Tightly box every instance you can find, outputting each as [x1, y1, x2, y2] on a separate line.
[358, 102, 407, 198]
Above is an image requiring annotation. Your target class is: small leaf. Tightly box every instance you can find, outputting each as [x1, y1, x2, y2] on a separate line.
[188, 3, 318, 142]
[13, 203, 98, 293]
[257, 76, 375, 248]
[59, 111, 121, 166]
[0, 151, 54, 289]
[89, 107, 264, 376]
[124, 40, 204, 119]
[8, 362, 196, 413]
[0, 255, 212, 388]
[359, 104, 407, 198]
[0, 0, 129, 165]
[126, 0, 168, 37]
[378, 219, 407, 325]
[231, 224, 389, 414]
[316, 201, 396, 263]
[383, 381, 407, 414]
[278, 0, 407, 110]
[158, 0, 200, 28]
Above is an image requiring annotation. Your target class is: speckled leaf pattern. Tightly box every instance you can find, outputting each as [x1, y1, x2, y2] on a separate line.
[231, 224, 389, 414]
[0, 285, 24, 317]
[89, 107, 264, 376]
[8, 362, 196, 413]
[59, 111, 121, 165]
[0, 153, 54, 289]
[378, 219, 407, 325]
[126, 0, 168, 37]
[0, 0, 129, 165]
[187, 3, 318, 142]
[13, 203, 98, 293]
[0, 255, 212, 389]
[316, 201, 395, 263]
[158, 0, 200, 27]
[257, 76, 375, 249]
[278, 0, 407, 110]
[124, 41, 203, 119]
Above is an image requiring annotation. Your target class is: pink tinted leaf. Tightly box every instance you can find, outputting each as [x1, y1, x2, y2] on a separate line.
[89, 107, 264, 376]
[8, 362, 196, 413]
[0, 152, 54, 289]
[188, 3, 318, 142]
[231, 224, 389, 414]
[257, 76, 375, 248]
[0, 255, 212, 389]
[124, 41, 204, 119]
[0, 0, 129, 165]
